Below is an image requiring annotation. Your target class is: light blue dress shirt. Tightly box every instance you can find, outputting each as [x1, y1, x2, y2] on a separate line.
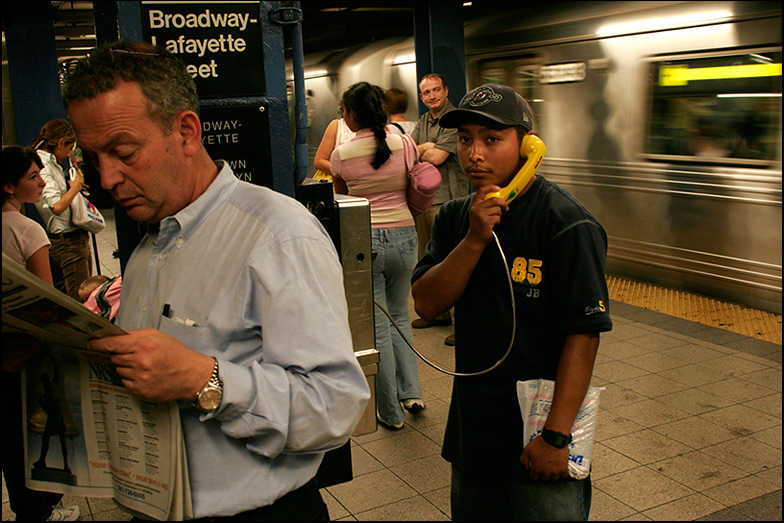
[117, 162, 370, 517]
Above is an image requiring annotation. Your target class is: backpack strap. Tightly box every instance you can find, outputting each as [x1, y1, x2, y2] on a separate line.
[95, 276, 118, 321]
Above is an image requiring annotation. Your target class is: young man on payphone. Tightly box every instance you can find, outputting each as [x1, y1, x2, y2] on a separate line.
[411, 84, 612, 521]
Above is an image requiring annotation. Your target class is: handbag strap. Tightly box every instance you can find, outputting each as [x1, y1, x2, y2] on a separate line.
[401, 134, 417, 172]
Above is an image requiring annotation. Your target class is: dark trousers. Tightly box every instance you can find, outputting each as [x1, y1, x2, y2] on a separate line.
[2, 369, 62, 521]
[451, 465, 591, 521]
[414, 204, 450, 322]
[132, 476, 329, 521]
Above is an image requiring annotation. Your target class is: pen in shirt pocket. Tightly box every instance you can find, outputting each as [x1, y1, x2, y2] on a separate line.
[161, 303, 198, 327]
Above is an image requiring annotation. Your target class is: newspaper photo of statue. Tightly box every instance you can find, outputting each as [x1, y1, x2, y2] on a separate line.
[5, 254, 190, 518]
[26, 348, 81, 485]
[34, 372, 70, 469]
[28, 351, 81, 486]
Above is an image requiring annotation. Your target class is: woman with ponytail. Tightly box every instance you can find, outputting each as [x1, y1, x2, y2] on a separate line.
[32, 119, 92, 300]
[330, 82, 425, 430]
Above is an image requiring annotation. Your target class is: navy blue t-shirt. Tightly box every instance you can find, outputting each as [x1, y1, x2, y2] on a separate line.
[412, 175, 613, 480]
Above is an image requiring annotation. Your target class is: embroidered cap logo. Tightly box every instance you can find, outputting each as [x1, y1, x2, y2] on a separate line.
[465, 86, 503, 107]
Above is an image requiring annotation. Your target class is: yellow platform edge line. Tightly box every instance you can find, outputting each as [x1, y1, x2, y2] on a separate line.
[606, 276, 782, 345]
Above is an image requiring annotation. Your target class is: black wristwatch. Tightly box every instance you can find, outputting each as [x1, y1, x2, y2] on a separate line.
[541, 428, 572, 449]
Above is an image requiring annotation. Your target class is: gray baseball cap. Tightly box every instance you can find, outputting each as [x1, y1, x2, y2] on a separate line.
[440, 84, 534, 132]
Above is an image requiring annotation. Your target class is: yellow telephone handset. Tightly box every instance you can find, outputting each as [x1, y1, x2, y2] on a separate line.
[484, 133, 546, 203]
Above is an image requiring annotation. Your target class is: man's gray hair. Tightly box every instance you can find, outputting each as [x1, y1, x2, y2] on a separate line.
[62, 40, 199, 134]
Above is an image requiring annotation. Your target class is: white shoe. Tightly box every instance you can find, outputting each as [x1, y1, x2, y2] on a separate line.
[376, 413, 404, 430]
[402, 398, 426, 414]
[46, 503, 80, 521]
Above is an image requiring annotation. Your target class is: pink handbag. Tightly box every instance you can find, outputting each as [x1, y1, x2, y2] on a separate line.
[401, 134, 442, 217]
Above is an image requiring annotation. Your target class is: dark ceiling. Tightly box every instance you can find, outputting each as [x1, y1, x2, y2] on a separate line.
[296, 1, 415, 55]
[283, 1, 515, 55]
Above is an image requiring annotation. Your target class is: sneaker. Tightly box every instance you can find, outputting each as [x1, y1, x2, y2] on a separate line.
[444, 334, 456, 346]
[402, 398, 426, 414]
[47, 503, 80, 521]
[377, 413, 404, 430]
[411, 317, 452, 329]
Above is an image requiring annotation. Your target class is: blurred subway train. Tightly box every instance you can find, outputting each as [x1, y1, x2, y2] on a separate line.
[291, 1, 782, 313]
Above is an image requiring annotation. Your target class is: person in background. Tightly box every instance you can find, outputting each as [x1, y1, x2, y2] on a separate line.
[63, 40, 369, 520]
[330, 82, 426, 430]
[78, 274, 109, 302]
[385, 87, 417, 135]
[412, 84, 612, 520]
[32, 119, 92, 300]
[2, 145, 80, 522]
[79, 274, 123, 323]
[313, 114, 356, 181]
[3, 146, 53, 285]
[410, 74, 471, 344]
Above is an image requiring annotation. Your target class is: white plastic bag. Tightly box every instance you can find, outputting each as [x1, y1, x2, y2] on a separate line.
[68, 159, 105, 234]
[517, 379, 604, 480]
[70, 192, 106, 233]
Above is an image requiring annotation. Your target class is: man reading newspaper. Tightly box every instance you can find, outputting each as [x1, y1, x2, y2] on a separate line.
[61, 41, 370, 520]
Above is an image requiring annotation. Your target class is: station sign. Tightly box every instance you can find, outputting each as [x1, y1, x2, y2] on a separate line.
[141, 1, 265, 98]
[539, 62, 587, 84]
[200, 104, 272, 188]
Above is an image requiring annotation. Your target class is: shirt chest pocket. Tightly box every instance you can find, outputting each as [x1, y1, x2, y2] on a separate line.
[157, 314, 210, 354]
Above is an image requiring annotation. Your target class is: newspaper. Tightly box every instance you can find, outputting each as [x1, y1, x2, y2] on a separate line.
[3, 254, 192, 520]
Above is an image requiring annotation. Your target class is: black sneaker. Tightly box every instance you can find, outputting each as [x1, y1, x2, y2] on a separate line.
[402, 398, 425, 414]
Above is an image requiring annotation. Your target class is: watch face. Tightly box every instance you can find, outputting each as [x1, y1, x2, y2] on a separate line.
[198, 387, 222, 411]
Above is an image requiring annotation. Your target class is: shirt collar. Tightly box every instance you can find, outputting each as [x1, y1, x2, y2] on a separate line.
[428, 100, 455, 123]
[37, 150, 58, 165]
[155, 160, 238, 245]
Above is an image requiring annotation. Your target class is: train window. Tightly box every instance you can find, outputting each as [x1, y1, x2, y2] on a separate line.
[646, 49, 781, 166]
[477, 58, 543, 126]
[512, 67, 540, 105]
[478, 67, 508, 85]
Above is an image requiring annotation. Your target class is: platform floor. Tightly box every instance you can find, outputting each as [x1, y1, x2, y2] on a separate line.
[3, 209, 781, 521]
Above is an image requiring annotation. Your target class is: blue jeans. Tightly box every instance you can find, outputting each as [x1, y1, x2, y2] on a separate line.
[372, 226, 422, 425]
[451, 465, 591, 521]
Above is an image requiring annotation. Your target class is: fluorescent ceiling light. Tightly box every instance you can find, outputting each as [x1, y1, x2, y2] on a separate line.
[304, 69, 329, 79]
[392, 54, 415, 66]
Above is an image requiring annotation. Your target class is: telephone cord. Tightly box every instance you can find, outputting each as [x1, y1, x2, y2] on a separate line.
[373, 230, 516, 377]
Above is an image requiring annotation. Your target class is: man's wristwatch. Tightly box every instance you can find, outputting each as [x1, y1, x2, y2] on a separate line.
[195, 358, 223, 412]
[540, 428, 572, 449]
